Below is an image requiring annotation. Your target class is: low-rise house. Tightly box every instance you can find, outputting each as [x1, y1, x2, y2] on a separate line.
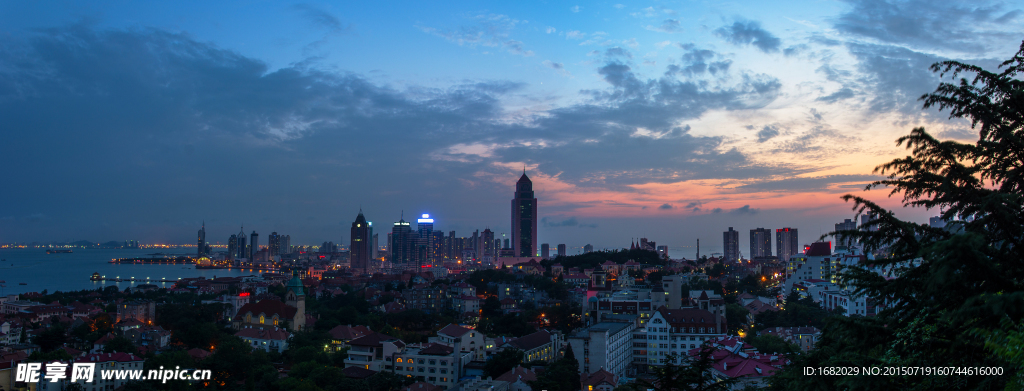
[580, 368, 618, 391]
[345, 332, 406, 371]
[235, 326, 291, 353]
[328, 324, 372, 352]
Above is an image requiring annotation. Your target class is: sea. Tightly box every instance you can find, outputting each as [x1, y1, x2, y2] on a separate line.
[0, 248, 260, 296]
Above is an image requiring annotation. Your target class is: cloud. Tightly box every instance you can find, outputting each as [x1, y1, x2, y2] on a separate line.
[0, 25, 798, 243]
[503, 40, 534, 56]
[545, 27, 556, 34]
[418, 14, 534, 56]
[571, 5, 582, 13]
[542, 216, 597, 228]
[543, 60, 570, 76]
[623, 38, 640, 48]
[604, 47, 632, 59]
[614, 4, 625, 9]
[834, 0, 1022, 54]
[666, 46, 732, 77]
[816, 87, 856, 103]
[292, 4, 353, 51]
[565, 30, 586, 39]
[730, 205, 758, 215]
[756, 124, 780, 143]
[733, 175, 883, 193]
[714, 19, 781, 53]
[658, 203, 673, 210]
[647, 19, 682, 33]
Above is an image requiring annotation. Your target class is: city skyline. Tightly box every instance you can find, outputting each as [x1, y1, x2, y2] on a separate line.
[2, 1, 1021, 256]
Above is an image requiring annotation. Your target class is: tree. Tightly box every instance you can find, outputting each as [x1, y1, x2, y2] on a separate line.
[102, 336, 138, 355]
[529, 347, 580, 391]
[725, 304, 749, 335]
[744, 334, 800, 355]
[484, 348, 523, 379]
[770, 41, 1024, 390]
[627, 348, 737, 391]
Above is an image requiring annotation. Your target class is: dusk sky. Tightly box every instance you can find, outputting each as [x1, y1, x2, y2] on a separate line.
[1, 0, 1021, 257]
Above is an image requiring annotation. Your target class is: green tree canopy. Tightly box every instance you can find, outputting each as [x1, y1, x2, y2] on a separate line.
[770, 40, 1024, 391]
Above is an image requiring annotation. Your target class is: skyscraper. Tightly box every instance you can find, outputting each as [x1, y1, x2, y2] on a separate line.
[280, 235, 291, 255]
[511, 172, 538, 257]
[249, 231, 259, 260]
[749, 228, 772, 259]
[228, 234, 238, 260]
[541, 243, 550, 259]
[237, 226, 247, 259]
[834, 219, 857, 248]
[584, 244, 593, 253]
[391, 215, 413, 266]
[351, 210, 371, 272]
[481, 229, 495, 259]
[723, 227, 739, 262]
[269, 232, 281, 256]
[557, 244, 566, 257]
[197, 222, 206, 257]
[776, 228, 798, 262]
[417, 214, 434, 266]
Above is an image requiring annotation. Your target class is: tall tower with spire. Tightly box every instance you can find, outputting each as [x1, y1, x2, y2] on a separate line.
[197, 221, 206, 257]
[351, 210, 372, 272]
[511, 170, 538, 258]
[237, 226, 247, 259]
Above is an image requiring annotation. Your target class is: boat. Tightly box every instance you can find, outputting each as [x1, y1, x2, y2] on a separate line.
[18, 283, 27, 285]
[46, 249, 73, 254]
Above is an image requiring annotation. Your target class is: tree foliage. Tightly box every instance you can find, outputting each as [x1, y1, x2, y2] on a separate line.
[770, 40, 1024, 390]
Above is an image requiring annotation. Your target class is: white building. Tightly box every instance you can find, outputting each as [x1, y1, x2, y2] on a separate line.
[639, 307, 727, 369]
[567, 316, 636, 377]
[235, 326, 291, 353]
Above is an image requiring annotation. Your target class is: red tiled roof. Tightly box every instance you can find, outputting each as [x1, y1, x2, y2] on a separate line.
[805, 242, 832, 256]
[581, 368, 617, 387]
[495, 365, 537, 383]
[342, 366, 378, 379]
[349, 332, 402, 347]
[506, 330, 551, 351]
[328, 325, 372, 341]
[437, 324, 472, 337]
[657, 307, 717, 326]
[418, 343, 455, 356]
[235, 299, 297, 320]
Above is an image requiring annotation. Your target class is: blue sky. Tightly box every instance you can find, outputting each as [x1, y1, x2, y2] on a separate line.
[1, 0, 1021, 257]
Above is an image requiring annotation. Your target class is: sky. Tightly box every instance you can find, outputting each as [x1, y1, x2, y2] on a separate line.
[0, 0, 1021, 257]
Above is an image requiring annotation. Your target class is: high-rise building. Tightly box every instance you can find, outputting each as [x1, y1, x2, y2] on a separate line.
[351, 211, 372, 272]
[237, 227, 247, 259]
[269, 232, 281, 256]
[723, 227, 739, 262]
[656, 245, 669, 258]
[281, 235, 291, 255]
[541, 243, 550, 259]
[391, 215, 413, 265]
[228, 234, 238, 260]
[481, 229, 495, 259]
[834, 219, 857, 248]
[557, 244, 566, 257]
[249, 231, 259, 260]
[584, 244, 594, 253]
[504, 238, 510, 249]
[197, 222, 206, 257]
[776, 228, 798, 262]
[749, 228, 772, 259]
[417, 214, 434, 266]
[511, 172, 538, 258]
[371, 233, 379, 259]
